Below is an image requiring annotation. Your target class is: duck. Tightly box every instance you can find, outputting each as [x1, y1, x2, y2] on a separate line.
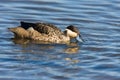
[8, 21, 83, 43]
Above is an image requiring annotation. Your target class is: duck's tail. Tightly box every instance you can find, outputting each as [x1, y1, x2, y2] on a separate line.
[8, 27, 30, 38]
[8, 27, 16, 32]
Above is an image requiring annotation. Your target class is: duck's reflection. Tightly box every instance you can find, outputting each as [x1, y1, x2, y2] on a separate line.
[11, 38, 81, 64]
[11, 38, 55, 51]
[11, 38, 80, 54]
[64, 47, 79, 54]
[12, 38, 30, 45]
[65, 57, 80, 64]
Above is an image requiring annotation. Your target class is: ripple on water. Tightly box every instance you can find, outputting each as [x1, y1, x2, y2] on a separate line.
[0, 0, 120, 80]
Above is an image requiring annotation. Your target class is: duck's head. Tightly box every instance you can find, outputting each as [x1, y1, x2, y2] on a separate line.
[64, 25, 84, 42]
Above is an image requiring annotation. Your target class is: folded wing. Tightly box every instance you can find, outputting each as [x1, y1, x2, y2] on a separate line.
[20, 21, 62, 35]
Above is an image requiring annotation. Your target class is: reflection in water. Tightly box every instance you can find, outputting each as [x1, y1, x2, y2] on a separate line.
[1, 0, 120, 79]
[11, 38, 80, 64]
[11, 38, 80, 53]
[12, 38, 30, 45]
[64, 47, 79, 54]
[65, 57, 80, 64]
[64, 45, 80, 64]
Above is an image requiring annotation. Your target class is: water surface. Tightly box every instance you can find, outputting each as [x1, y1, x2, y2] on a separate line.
[0, 0, 120, 80]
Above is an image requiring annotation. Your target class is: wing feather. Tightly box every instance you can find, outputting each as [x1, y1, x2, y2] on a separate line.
[20, 21, 62, 35]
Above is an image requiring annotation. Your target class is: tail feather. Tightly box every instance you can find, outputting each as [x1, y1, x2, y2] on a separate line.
[8, 27, 16, 32]
[8, 27, 30, 38]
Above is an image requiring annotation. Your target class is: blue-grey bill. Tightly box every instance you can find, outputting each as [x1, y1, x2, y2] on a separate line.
[76, 34, 84, 42]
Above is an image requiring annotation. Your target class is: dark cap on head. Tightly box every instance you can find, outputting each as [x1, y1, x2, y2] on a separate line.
[67, 25, 84, 42]
[67, 25, 80, 34]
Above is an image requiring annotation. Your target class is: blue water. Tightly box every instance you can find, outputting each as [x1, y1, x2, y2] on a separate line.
[0, 0, 120, 80]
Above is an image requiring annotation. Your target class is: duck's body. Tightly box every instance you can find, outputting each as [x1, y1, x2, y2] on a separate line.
[8, 21, 82, 43]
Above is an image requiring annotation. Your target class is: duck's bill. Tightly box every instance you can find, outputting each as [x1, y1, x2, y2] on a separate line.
[76, 34, 84, 42]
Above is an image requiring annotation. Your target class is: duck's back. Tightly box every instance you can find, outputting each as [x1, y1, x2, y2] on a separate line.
[20, 21, 62, 35]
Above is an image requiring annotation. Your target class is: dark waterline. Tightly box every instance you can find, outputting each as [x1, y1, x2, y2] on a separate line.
[0, 0, 120, 80]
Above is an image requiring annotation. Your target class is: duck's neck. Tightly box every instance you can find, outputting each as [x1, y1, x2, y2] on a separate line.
[60, 32, 70, 42]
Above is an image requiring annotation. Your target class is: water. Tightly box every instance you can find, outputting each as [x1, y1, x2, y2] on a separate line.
[0, 0, 120, 80]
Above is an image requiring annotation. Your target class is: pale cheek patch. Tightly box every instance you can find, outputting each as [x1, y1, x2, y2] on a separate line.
[66, 29, 77, 38]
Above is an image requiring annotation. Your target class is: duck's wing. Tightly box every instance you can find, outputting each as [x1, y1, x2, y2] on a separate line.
[20, 21, 62, 35]
[20, 21, 37, 29]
